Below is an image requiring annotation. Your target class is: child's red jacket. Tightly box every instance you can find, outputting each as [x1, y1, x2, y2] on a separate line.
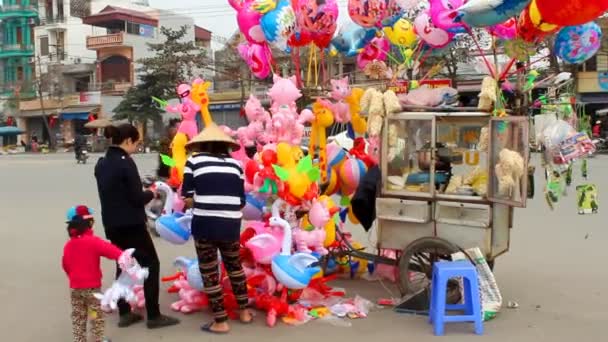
[62, 230, 122, 289]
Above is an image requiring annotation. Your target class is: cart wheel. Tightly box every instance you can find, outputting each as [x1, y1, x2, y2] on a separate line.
[397, 237, 461, 297]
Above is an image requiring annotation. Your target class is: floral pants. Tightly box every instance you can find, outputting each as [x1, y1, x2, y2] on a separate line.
[70, 288, 104, 342]
[195, 239, 249, 323]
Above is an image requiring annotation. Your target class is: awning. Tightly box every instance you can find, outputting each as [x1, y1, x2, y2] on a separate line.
[60, 106, 99, 120]
[578, 93, 608, 104]
[17, 109, 59, 118]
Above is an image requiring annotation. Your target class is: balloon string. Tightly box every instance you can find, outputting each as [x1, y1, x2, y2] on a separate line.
[369, 40, 401, 66]
[293, 47, 303, 88]
[417, 48, 432, 68]
[467, 28, 496, 78]
[307, 44, 313, 87]
[504, 54, 550, 78]
[313, 46, 319, 87]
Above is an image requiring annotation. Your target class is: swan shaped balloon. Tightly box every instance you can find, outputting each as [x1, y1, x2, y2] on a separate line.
[245, 200, 285, 264]
[154, 181, 192, 245]
[269, 200, 320, 289]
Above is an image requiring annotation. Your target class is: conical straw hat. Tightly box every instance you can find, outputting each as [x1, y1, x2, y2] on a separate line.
[186, 123, 238, 148]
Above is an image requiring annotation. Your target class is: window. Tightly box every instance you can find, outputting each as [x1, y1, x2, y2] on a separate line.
[40, 36, 49, 56]
[578, 55, 598, 72]
[126, 22, 141, 35]
[16, 67, 23, 81]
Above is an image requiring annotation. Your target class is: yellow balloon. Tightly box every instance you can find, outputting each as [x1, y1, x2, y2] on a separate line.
[171, 132, 188, 182]
[348, 205, 360, 225]
[383, 18, 417, 48]
[529, 0, 559, 32]
[276, 142, 296, 167]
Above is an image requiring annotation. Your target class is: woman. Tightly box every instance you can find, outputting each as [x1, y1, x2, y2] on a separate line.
[181, 123, 253, 334]
[94, 124, 179, 329]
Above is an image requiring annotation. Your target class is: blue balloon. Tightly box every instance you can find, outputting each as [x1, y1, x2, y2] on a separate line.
[260, 0, 295, 53]
[458, 0, 530, 27]
[330, 23, 378, 57]
[555, 22, 602, 65]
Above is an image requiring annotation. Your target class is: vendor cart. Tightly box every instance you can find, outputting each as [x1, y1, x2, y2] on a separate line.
[331, 109, 530, 301]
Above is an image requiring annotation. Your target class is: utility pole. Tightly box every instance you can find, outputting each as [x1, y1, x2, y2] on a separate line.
[35, 55, 56, 150]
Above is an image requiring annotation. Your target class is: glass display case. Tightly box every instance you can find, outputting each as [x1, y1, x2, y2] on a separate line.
[381, 112, 529, 204]
[487, 116, 529, 207]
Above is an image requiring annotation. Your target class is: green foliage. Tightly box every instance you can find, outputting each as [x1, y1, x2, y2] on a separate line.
[113, 26, 208, 124]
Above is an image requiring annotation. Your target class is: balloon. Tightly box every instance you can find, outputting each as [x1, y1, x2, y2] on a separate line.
[348, 0, 389, 28]
[517, 7, 556, 43]
[383, 17, 417, 47]
[338, 157, 368, 194]
[323, 167, 341, 196]
[487, 18, 517, 40]
[527, 0, 559, 33]
[357, 37, 390, 70]
[456, 0, 530, 27]
[293, 0, 339, 48]
[242, 193, 266, 221]
[414, 11, 454, 49]
[554, 22, 602, 65]
[429, 0, 467, 33]
[535, 0, 608, 26]
[330, 23, 378, 57]
[381, 0, 406, 27]
[326, 141, 347, 167]
[238, 42, 273, 79]
[228, 0, 266, 43]
[260, 0, 296, 53]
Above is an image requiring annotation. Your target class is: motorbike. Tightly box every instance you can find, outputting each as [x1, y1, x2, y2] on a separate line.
[592, 138, 608, 155]
[76, 149, 89, 164]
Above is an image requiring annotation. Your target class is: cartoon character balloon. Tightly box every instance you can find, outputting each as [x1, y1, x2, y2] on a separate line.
[383, 17, 417, 47]
[429, 0, 467, 33]
[534, 0, 608, 26]
[414, 10, 454, 49]
[348, 0, 389, 28]
[357, 37, 390, 70]
[487, 18, 517, 40]
[293, 0, 339, 48]
[260, 0, 296, 53]
[228, 0, 266, 43]
[456, 0, 530, 27]
[554, 22, 602, 65]
[517, 7, 556, 43]
[330, 22, 378, 57]
[238, 42, 273, 79]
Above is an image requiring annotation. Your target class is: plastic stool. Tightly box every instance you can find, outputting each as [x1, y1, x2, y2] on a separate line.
[428, 260, 483, 336]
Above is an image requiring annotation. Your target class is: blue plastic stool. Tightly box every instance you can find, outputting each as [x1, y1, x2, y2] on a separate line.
[428, 260, 483, 336]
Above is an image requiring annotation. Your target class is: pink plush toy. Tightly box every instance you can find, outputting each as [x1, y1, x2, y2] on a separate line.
[170, 277, 209, 314]
[268, 75, 302, 114]
[235, 94, 272, 146]
[245, 220, 285, 264]
[328, 77, 352, 123]
[293, 224, 328, 255]
[166, 84, 201, 140]
[129, 285, 146, 311]
[308, 198, 333, 229]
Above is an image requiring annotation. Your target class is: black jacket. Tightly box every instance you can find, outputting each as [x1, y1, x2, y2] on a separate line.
[351, 165, 380, 232]
[95, 146, 154, 231]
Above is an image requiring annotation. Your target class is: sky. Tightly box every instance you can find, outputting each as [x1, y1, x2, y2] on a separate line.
[148, 0, 350, 50]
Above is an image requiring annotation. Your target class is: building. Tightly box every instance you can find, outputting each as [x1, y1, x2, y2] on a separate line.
[10, 0, 210, 144]
[576, 18, 608, 122]
[0, 0, 39, 99]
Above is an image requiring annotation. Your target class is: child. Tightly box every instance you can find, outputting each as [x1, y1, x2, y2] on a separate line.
[62, 205, 122, 342]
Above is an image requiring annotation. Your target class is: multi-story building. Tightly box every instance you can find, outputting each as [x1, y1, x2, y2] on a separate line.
[576, 18, 608, 124]
[0, 0, 39, 99]
[13, 0, 211, 144]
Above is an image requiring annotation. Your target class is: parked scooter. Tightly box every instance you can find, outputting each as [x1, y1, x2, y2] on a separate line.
[76, 149, 88, 164]
[592, 138, 608, 154]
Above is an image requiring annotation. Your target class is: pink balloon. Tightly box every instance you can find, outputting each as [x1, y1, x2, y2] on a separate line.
[487, 18, 517, 40]
[238, 42, 272, 79]
[414, 10, 454, 49]
[348, 0, 389, 28]
[228, 0, 266, 44]
[429, 0, 466, 33]
[356, 37, 390, 70]
[293, 0, 339, 48]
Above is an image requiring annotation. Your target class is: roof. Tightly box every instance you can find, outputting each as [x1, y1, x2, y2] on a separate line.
[83, 6, 158, 27]
[195, 26, 211, 41]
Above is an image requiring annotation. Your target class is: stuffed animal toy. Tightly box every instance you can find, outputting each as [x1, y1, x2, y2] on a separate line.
[478, 77, 497, 111]
[360, 88, 401, 136]
[478, 125, 489, 152]
[495, 148, 525, 200]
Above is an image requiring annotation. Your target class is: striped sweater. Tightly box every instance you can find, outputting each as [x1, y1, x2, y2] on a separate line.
[182, 153, 245, 241]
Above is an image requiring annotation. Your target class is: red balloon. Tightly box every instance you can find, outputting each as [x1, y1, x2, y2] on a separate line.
[261, 149, 277, 166]
[535, 0, 608, 26]
[517, 8, 550, 43]
[244, 159, 260, 184]
[292, 0, 339, 48]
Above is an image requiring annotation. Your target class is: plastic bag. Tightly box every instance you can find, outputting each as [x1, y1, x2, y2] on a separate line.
[451, 248, 502, 321]
[542, 119, 576, 150]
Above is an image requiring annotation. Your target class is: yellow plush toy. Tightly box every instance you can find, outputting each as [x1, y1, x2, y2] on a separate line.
[346, 88, 367, 135]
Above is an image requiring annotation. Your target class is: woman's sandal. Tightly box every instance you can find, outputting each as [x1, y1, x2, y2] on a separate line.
[240, 310, 254, 324]
[201, 322, 229, 334]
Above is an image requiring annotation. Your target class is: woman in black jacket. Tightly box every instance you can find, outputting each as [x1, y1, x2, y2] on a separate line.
[94, 124, 179, 329]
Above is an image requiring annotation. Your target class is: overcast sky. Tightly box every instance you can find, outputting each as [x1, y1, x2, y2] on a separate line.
[148, 0, 350, 49]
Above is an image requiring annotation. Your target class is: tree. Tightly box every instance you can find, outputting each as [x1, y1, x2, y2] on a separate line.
[113, 26, 209, 134]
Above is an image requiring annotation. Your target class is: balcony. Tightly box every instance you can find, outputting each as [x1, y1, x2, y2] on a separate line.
[86, 33, 125, 49]
[0, 83, 37, 99]
[0, 4, 38, 19]
[88, 81, 133, 95]
[41, 15, 67, 30]
[0, 43, 35, 58]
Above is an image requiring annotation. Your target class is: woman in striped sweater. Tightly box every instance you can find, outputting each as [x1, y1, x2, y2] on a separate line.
[182, 124, 253, 334]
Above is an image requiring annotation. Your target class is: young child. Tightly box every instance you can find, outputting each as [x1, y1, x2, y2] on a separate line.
[62, 205, 122, 342]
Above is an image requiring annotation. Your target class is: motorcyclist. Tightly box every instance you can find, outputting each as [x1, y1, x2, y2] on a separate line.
[74, 134, 87, 160]
[592, 120, 602, 138]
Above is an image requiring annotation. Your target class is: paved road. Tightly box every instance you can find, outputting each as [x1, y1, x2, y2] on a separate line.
[0, 153, 606, 341]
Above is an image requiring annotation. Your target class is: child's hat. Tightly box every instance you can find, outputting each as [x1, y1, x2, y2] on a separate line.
[66, 205, 94, 222]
